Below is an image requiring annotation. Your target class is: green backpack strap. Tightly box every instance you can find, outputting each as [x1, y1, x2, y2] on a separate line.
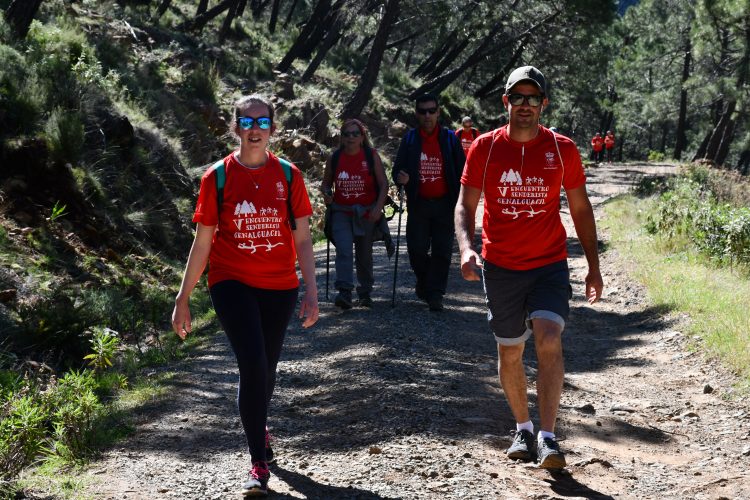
[210, 159, 226, 218]
[277, 158, 297, 230]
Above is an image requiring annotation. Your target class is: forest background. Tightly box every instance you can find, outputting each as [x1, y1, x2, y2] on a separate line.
[1, 0, 749, 496]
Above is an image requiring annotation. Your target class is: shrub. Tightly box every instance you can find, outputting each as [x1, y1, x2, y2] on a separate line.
[83, 327, 120, 372]
[184, 60, 221, 103]
[45, 107, 85, 164]
[648, 150, 666, 162]
[0, 392, 48, 481]
[48, 370, 103, 460]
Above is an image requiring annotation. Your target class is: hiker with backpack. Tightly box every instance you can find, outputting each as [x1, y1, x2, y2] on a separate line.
[321, 119, 388, 309]
[171, 94, 318, 497]
[392, 93, 465, 311]
[456, 116, 480, 155]
[455, 66, 603, 469]
[604, 130, 616, 164]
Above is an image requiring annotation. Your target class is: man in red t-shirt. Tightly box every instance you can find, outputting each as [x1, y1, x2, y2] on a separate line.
[392, 93, 465, 311]
[591, 132, 604, 163]
[456, 116, 479, 155]
[455, 66, 603, 469]
[604, 130, 615, 164]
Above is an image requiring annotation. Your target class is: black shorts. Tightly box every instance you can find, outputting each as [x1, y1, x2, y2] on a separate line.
[482, 259, 572, 346]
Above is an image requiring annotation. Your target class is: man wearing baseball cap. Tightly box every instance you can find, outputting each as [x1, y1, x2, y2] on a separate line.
[455, 65, 603, 469]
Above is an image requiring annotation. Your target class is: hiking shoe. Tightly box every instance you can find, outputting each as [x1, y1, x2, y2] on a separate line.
[242, 461, 269, 497]
[334, 289, 353, 309]
[358, 294, 373, 308]
[427, 295, 443, 312]
[507, 430, 535, 461]
[265, 427, 274, 463]
[537, 437, 566, 469]
[415, 284, 427, 301]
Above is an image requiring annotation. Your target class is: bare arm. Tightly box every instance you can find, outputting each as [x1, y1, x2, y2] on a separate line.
[369, 151, 388, 220]
[292, 216, 319, 328]
[455, 184, 483, 281]
[565, 184, 603, 304]
[172, 223, 215, 339]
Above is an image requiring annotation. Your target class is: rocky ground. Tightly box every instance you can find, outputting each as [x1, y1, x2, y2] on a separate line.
[41, 162, 750, 499]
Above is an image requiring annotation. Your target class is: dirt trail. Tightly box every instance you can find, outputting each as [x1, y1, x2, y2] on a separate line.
[69, 162, 750, 500]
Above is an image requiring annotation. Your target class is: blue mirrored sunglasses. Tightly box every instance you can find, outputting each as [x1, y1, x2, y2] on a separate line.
[237, 116, 272, 130]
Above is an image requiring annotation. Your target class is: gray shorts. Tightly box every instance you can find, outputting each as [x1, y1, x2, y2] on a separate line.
[482, 259, 572, 346]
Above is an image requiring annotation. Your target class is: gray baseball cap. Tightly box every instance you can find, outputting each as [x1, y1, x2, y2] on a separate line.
[505, 66, 546, 94]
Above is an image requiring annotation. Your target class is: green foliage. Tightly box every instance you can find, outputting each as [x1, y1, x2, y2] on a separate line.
[0, 44, 42, 136]
[83, 327, 120, 372]
[0, 393, 48, 481]
[49, 370, 104, 460]
[48, 201, 69, 222]
[648, 150, 666, 162]
[45, 107, 85, 164]
[645, 170, 750, 268]
[184, 60, 221, 103]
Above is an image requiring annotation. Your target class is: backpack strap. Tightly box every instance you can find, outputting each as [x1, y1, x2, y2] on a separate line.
[277, 158, 297, 230]
[210, 159, 226, 218]
[456, 129, 463, 140]
[472, 129, 478, 139]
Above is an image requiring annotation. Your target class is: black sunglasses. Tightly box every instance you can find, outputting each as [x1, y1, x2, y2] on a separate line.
[342, 130, 361, 138]
[237, 116, 272, 130]
[416, 107, 438, 115]
[507, 94, 544, 107]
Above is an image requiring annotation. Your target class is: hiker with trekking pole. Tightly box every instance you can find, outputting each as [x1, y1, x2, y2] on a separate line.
[320, 119, 390, 309]
[392, 93, 465, 312]
[455, 66, 603, 469]
[171, 94, 318, 497]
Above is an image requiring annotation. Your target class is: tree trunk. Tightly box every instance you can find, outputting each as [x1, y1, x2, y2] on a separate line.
[474, 35, 528, 98]
[715, 117, 736, 167]
[196, 0, 209, 16]
[404, 37, 416, 70]
[341, 0, 400, 119]
[737, 150, 750, 175]
[284, 0, 301, 27]
[154, 0, 172, 19]
[5, 0, 43, 39]
[673, 39, 691, 160]
[704, 100, 736, 162]
[299, 1, 345, 60]
[356, 34, 374, 53]
[301, 14, 344, 82]
[269, 0, 281, 33]
[219, 0, 242, 43]
[276, 0, 331, 73]
[424, 38, 471, 81]
[179, 0, 234, 31]
[411, 8, 558, 99]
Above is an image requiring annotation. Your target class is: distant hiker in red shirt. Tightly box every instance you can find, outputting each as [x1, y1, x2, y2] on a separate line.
[604, 130, 615, 164]
[456, 116, 479, 155]
[172, 94, 318, 497]
[320, 119, 388, 309]
[591, 132, 604, 163]
[456, 65, 603, 470]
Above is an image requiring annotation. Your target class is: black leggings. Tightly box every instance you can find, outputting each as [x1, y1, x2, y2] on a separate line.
[210, 280, 298, 462]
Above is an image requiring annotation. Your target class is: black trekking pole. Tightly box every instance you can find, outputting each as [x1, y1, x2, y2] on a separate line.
[391, 185, 405, 308]
[325, 236, 331, 301]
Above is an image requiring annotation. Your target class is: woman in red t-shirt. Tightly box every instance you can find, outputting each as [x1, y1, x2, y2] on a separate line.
[320, 119, 387, 309]
[171, 94, 318, 497]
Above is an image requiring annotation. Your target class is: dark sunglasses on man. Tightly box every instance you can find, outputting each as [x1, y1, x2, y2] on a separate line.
[237, 116, 272, 130]
[507, 94, 544, 107]
[342, 130, 362, 138]
[416, 107, 438, 115]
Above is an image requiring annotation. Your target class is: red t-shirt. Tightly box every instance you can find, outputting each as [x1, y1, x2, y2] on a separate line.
[461, 125, 586, 270]
[456, 127, 479, 154]
[193, 151, 313, 290]
[332, 149, 377, 206]
[604, 134, 615, 149]
[418, 128, 448, 199]
[591, 136, 604, 152]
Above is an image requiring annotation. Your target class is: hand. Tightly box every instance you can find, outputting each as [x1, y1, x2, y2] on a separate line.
[396, 170, 409, 185]
[171, 299, 191, 340]
[460, 249, 483, 281]
[366, 209, 382, 222]
[298, 290, 319, 328]
[585, 269, 604, 304]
